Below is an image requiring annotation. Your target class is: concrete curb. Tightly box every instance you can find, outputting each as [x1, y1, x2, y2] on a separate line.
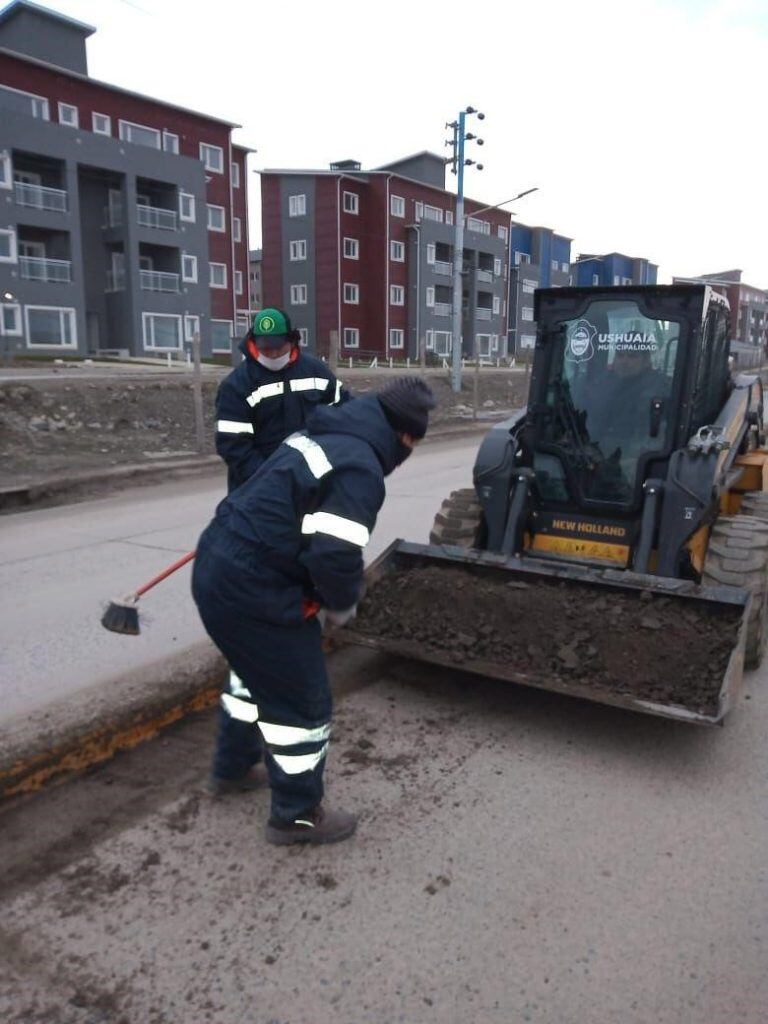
[0, 638, 389, 804]
[0, 419, 503, 513]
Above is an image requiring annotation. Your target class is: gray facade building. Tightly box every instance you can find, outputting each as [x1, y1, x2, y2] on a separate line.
[248, 248, 262, 312]
[0, 1, 250, 360]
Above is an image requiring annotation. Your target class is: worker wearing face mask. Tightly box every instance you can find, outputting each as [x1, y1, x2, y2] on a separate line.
[215, 308, 349, 493]
[210, 307, 349, 796]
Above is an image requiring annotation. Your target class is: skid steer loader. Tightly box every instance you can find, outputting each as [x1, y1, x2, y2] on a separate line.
[344, 284, 768, 724]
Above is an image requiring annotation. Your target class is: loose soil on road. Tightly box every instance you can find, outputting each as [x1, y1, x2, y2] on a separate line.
[0, 369, 527, 482]
[351, 565, 742, 715]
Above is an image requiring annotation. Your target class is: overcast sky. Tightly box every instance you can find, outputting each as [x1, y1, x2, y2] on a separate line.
[36, 0, 768, 286]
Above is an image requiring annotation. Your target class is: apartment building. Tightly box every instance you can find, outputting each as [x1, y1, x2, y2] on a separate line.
[572, 251, 658, 288]
[507, 223, 572, 354]
[671, 270, 767, 351]
[261, 151, 510, 361]
[0, 0, 250, 359]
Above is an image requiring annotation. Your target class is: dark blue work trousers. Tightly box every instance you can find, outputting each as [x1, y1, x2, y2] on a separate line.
[192, 544, 332, 822]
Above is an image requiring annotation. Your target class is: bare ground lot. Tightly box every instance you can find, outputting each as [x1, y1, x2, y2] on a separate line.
[0, 368, 527, 483]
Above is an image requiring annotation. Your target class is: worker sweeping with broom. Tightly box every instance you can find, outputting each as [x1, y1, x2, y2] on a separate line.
[191, 377, 436, 844]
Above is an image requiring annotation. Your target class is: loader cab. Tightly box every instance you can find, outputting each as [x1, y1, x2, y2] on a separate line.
[528, 286, 716, 512]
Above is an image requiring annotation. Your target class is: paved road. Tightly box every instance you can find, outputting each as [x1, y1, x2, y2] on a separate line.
[0, 652, 764, 1024]
[0, 436, 476, 721]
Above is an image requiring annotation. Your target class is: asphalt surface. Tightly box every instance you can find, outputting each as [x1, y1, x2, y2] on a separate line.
[0, 436, 476, 722]
[0, 651, 764, 1024]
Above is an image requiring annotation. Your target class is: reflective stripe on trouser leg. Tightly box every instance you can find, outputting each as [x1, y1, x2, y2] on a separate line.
[214, 672, 263, 779]
[258, 719, 331, 775]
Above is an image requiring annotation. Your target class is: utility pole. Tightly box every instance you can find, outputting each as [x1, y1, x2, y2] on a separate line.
[446, 107, 485, 393]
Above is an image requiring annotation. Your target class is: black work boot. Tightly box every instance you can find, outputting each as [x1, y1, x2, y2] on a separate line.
[206, 763, 268, 797]
[265, 805, 358, 845]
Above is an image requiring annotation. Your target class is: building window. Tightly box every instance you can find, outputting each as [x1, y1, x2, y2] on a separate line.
[426, 243, 436, 265]
[343, 191, 358, 214]
[235, 270, 243, 294]
[298, 327, 309, 347]
[389, 329, 404, 350]
[290, 283, 308, 305]
[622, 277, 632, 285]
[390, 285, 404, 306]
[414, 201, 423, 221]
[423, 204, 443, 223]
[494, 258, 502, 276]
[0, 84, 49, 119]
[613, 275, 621, 286]
[522, 278, 536, 294]
[551, 259, 559, 271]
[425, 286, 435, 308]
[446, 210, 453, 226]
[476, 333, 492, 357]
[179, 192, 196, 222]
[498, 225, 508, 242]
[467, 217, 490, 235]
[181, 253, 198, 282]
[163, 131, 179, 154]
[592, 274, 600, 285]
[343, 327, 359, 348]
[25, 306, 77, 348]
[211, 320, 233, 352]
[184, 314, 200, 342]
[1, 302, 22, 335]
[207, 205, 226, 232]
[289, 239, 307, 261]
[200, 143, 224, 173]
[92, 112, 111, 135]
[289, 194, 306, 217]
[520, 334, 536, 349]
[210, 262, 228, 288]
[343, 237, 359, 260]
[0, 151, 10, 189]
[0, 227, 17, 263]
[390, 240, 405, 262]
[233, 217, 242, 243]
[428, 330, 452, 356]
[390, 194, 405, 218]
[521, 306, 534, 322]
[344, 283, 359, 304]
[119, 119, 161, 149]
[231, 162, 240, 188]
[561, 262, 569, 272]
[493, 296, 501, 315]
[57, 102, 78, 128]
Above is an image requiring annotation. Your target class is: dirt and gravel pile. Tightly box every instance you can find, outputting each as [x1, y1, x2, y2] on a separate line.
[0, 369, 528, 481]
[350, 565, 743, 715]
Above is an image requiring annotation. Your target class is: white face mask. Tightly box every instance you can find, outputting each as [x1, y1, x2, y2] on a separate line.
[257, 351, 291, 372]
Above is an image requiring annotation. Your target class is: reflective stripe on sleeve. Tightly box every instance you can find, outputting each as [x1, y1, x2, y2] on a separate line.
[271, 743, 329, 775]
[228, 671, 250, 698]
[220, 692, 259, 723]
[332, 380, 343, 404]
[258, 720, 331, 747]
[217, 419, 254, 434]
[285, 434, 333, 479]
[289, 377, 330, 394]
[246, 381, 285, 407]
[301, 510, 370, 547]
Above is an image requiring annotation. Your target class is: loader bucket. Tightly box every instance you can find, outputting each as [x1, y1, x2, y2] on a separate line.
[340, 541, 750, 725]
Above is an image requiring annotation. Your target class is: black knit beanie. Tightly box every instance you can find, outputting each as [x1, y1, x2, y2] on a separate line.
[377, 377, 437, 440]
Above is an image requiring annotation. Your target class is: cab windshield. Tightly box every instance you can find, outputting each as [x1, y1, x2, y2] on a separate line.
[536, 299, 683, 507]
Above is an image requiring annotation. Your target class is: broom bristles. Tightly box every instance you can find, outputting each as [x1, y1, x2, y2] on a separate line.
[101, 596, 140, 636]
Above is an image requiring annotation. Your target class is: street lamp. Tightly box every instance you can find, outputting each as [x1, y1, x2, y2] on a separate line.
[445, 106, 485, 393]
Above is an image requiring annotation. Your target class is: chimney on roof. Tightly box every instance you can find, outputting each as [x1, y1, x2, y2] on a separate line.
[330, 159, 362, 171]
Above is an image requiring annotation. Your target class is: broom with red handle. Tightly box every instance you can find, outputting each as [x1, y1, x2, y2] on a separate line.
[101, 550, 196, 635]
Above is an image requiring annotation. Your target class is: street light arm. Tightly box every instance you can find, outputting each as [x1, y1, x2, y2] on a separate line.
[465, 187, 538, 221]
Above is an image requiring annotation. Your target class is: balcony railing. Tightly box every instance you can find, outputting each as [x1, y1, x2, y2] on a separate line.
[140, 269, 180, 292]
[137, 204, 178, 231]
[433, 302, 452, 317]
[15, 181, 68, 213]
[476, 307, 493, 320]
[433, 260, 452, 276]
[19, 256, 71, 283]
[476, 268, 494, 283]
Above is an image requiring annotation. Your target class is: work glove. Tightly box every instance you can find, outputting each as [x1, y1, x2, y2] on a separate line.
[323, 604, 358, 628]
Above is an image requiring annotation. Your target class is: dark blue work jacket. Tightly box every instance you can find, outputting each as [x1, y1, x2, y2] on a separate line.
[215, 334, 349, 491]
[195, 395, 408, 627]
